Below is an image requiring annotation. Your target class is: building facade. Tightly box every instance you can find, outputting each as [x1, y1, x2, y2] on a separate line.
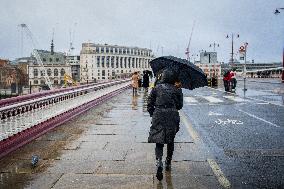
[28, 49, 71, 87]
[80, 43, 154, 82]
[230, 62, 282, 78]
[67, 55, 80, 82]
[195, 51, 221, 78]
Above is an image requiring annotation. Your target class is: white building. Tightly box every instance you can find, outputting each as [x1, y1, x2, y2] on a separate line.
[80, 43, 154, 82]
[195, 51, 221, 78]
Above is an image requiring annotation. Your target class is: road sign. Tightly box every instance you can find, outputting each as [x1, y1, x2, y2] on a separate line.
[239, 46, 245, 52]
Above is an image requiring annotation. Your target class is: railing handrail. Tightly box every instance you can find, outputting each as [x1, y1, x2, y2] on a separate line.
[0, 79, 127, 108]
[0, 79, 130, 115]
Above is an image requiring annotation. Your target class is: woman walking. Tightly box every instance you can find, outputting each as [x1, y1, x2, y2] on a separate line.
[142, 71, 150, 91]
[147, 69, 183, 181]
[131, 72, 139, 95]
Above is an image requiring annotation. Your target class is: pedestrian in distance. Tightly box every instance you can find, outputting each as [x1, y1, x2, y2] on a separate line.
[223, 70, 232, 92]
[138, 71, 142, 88]
[230, 69, 237, 91]
[131, 72, 139, 95]
[147, 69, 183, 181]
[142, 71, 150, 91]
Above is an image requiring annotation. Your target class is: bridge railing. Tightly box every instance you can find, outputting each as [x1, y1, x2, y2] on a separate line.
[0, 79, 130, 120]
[0, 80, 120, 108]
[0, 79, 131, 158]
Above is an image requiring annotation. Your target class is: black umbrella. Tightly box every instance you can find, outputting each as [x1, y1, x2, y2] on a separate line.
[149, 56, 208, 90]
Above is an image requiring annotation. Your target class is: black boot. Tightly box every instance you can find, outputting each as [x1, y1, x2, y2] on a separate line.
[156, 158, 163, 181]
[165, 157, 171, 171]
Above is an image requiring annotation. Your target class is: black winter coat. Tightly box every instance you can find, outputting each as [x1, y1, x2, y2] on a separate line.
[142, 74, 150, 88]
[147, 83, 183, 144]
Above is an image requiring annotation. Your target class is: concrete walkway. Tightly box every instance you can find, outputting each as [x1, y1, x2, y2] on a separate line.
[0, 89, 222, 189]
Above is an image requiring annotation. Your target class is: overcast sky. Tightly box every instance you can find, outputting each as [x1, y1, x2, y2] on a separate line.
[0, 0, 283, 63]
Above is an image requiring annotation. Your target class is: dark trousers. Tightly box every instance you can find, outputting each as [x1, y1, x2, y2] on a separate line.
[155, 143, 174, 160]
[232, 78, 237, 89]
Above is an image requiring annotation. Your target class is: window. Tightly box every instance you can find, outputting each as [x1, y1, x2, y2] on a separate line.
[110, 48, 113, 53]
[120, 57, 123, 68]
[34, 69, 38, 77]
[97, 56, 100, 67]
[102, 70, 105, 76]
[132, 58, 135, 68]
[40, 80, 45, 84]
[34, 80, 38, 84]
[96, 47, 99, 53]
[54, 80, 58, 85]
[49, 58, 52, 62]
[102, 57, 105, 67]
[106, 56, 110, 68]
[43, 58, 46, 62]
[124, 57, 127, 68]
[41, 70, 45, 76]
[60, 68, 65, 76]
[123, 48, 126, 54]
[111, 56, 114, 68]
[56, 58, 59, 62]
[106, 47, 109, 53]
[116, 57, 119, 68]
[128, 57, 131, 68]
[47, 68, 52, 76]
[101, 47, 105, 53]
[54, 68, 58, 76]
[119, 48, 122, 54]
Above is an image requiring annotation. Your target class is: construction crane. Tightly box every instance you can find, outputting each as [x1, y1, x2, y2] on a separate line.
[185, 21, 196, 62]
[68, 23, 77, 55]
[63, 73, 77, 87]
[19, 24, 53, 90]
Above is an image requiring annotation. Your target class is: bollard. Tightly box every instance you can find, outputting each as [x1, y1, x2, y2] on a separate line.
[207, 78, 212, 87]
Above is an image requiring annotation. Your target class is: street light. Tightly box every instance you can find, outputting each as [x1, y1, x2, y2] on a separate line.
[209, 42, 220, 52]
[274, 8, 284, 83]
[274, 8, 284, 15]
[226, 33, 239, 64]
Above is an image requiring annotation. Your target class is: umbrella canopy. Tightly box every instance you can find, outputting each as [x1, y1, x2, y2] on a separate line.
[149, 56, 208, 90]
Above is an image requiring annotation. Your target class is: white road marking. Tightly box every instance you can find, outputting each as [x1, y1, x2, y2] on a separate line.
[208, 159, 231, 189]
[184, 97, 198, 103]
[206, 86, 284, 107]
[215, 118, 243, 125]
[204, 96, 223, 103]
[256, 102, 270, 105]
[209, 111, 223, 116]
[237, 109, 280, 127]
[223, 95, 247, 102]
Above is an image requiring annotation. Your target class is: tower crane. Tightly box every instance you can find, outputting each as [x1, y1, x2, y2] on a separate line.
[19, 24, 53, 90]
[185, 21, 196, 62]
[68, 23, 77, 55]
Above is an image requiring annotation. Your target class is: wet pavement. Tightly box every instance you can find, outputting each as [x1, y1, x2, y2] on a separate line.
[0, 89, 222, 189]
[183, 79, 284, 188]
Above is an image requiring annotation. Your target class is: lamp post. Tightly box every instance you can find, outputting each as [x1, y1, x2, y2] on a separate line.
[243, 42, 248, 91]
[226, 33, 239, 64]
[209, 42, 220, 52]
[274, 8, 284, 83]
